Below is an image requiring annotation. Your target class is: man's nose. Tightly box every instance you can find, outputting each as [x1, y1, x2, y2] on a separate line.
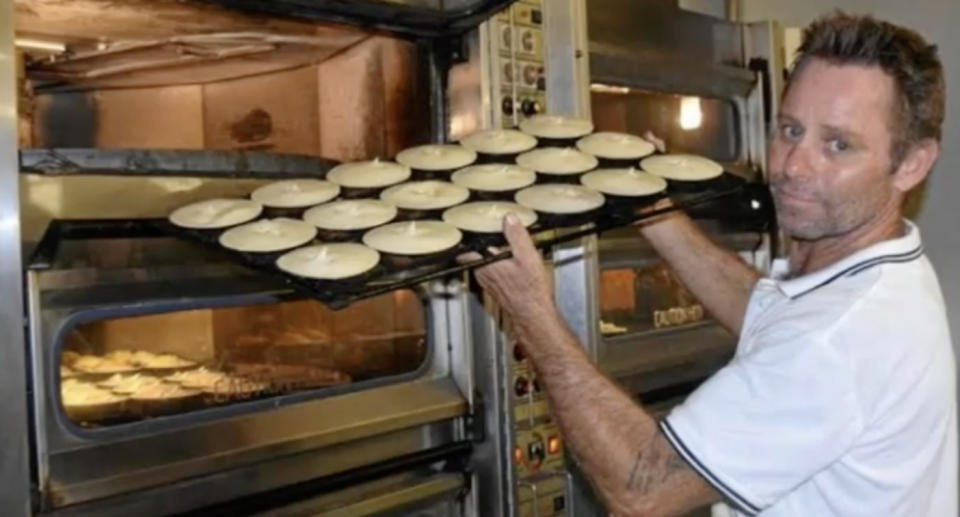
[781, 140, 814, 181]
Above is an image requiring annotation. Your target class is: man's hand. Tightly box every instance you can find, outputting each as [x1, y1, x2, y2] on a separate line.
[470, 213, 555, 324]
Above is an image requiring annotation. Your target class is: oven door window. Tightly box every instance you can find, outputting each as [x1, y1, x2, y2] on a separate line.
[598, 264, 706, 337]
[591, 87, 740, 163]
[59, 290, 427, 428]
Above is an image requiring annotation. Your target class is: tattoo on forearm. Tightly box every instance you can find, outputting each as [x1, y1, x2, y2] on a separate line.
[626, 435, 690, 494]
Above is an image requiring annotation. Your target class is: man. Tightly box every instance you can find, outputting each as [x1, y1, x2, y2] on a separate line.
[473, 12, 955, 517]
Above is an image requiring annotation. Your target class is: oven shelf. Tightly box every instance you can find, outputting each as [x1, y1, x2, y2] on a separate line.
[19, 148, 339, 179]
[201, 0, 517, 38]
[27, 179, 772, 310]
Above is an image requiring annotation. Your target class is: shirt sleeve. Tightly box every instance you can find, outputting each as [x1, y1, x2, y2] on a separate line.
[660, 324, 864, 515]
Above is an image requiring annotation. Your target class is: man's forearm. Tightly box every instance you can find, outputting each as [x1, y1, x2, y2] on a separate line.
[640, 212, 760, 335]
[511, 304, 717, 515]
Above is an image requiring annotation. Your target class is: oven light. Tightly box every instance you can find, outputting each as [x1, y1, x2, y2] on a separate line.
[547, 435, 562, 455]
[679, 96, 703, 130]
[590, 83, 631, 94]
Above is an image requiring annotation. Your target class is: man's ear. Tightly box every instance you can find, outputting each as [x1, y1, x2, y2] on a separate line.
[893, 139, 940, 193]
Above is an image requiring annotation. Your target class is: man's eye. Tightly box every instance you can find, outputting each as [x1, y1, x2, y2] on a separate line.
[828, 139, 850, 153]
[780, 124, 803, 140]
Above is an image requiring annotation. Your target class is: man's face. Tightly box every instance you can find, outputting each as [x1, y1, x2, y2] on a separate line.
[769, 58, 903, 241]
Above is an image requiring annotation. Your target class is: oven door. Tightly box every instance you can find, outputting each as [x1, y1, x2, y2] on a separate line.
[26, 235, 472, 516]
[594, 225, 768, 394]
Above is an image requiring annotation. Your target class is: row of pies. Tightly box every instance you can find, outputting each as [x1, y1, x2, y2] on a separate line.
[168, 117, 724, 281]
[62, 349, 196, 377]
[61, 367, 270, 422]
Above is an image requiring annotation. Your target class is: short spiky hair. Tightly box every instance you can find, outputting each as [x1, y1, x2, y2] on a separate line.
[792, 12, 946, 164]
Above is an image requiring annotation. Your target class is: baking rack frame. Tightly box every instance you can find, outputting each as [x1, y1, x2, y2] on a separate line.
[27, 182, 770, 309]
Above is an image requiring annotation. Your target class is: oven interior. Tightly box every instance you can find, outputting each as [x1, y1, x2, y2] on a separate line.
[57, 279, 427, 429]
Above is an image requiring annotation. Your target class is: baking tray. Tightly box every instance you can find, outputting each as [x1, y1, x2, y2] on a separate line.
[28, 175, 772, 309]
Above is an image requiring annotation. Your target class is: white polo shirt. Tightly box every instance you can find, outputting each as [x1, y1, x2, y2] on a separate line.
[661, 220, 957, 517]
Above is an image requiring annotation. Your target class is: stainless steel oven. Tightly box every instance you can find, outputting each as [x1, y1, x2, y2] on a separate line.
[8, 1, 512, 516]
[26, 228, 471, 516]
[1, 1, 784, 516]
[447, 2, 784, 516]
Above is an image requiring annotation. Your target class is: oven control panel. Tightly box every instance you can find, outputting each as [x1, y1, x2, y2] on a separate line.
[494, 0, 547, 128]
[507, 336, 569, 517]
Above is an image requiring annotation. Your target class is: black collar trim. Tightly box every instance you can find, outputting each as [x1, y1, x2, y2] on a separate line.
[791, 246, 924, 300]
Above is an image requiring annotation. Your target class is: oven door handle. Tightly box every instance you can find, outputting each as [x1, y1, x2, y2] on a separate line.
[239, 472, 465, 517]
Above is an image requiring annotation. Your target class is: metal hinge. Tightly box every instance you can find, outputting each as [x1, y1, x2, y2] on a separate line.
[466, 389, 487, 443]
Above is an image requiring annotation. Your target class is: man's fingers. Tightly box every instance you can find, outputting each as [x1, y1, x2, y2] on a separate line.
[643, 130, 666, 153]
[457, 251, 483, 264]
[502, 213, 540, 264]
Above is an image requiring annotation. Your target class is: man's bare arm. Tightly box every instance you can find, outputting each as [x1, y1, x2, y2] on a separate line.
[639, 210, 760, 335]
[506, 303, 719, 517]
[473, 217, 720, 516]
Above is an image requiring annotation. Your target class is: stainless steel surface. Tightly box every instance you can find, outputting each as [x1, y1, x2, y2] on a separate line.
[744, 19, 787, 177]
[13, 2, 503, 516]
[253, 472, 465, 517]
[469, 291, 512, 517]
[543, 0, 591, 120]
[553, 238, 600, 362]
[589, 50, 756, 99]
[31, 265, 467, 509]
[588, 0, 744, 68]
[43, 377, 465, 508]
[447, 28, 493, 139]
[0, 0, 33, 513]
[20, 148, 338, 178]
[45, 423, 460, 517]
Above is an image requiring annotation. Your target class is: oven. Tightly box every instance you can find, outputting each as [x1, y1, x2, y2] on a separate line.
[8, 1, 510, 516]
[446, 2, 784, 516]
[583, 0, 783, 423]
[1, 1, 784, 516]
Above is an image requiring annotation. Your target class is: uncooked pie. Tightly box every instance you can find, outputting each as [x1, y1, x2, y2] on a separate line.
[516, 148, 598, 176]
[515, 184, 606, 214]
[395, 144, 477, 171]
[276, 243, 381, 280]
[362, 221, 463, 256]
[639, 154, 724, 182]
[169, 199, 263, 229]
[218, 218, 317, 253]
[251, 179, 340, 208]
[442, 202, 537, 233]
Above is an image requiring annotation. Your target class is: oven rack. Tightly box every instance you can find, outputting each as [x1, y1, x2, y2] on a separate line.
[20, 148, 340, 179]
[28, 179, 771, 309]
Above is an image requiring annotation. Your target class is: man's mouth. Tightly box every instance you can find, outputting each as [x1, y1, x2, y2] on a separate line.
[772, 185, 818, 205]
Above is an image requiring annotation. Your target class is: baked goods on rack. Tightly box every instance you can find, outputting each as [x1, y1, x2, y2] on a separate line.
[515, 184, 606, 214]
[250, 179, 340, 208]
[326, 159, 412, 189]
[395, 144, 477, 173]
[519, 114, 594, 140]
[459, 129, 537, 158]
[303, 200, 397, 232]
[580, 168, 668, 198]
[362, 221, 462, 256]
[516, 147, 598, 177]
[442, 202, 537, 233]
[576, 132, 656, 161]
[640, 154, 724, 182]
[277, 243, 381, 280]
[169, 199, 263, 229]
[218, 218, 317, 253]
[450, 164, 536, 193]
[379, 181, 470, 211]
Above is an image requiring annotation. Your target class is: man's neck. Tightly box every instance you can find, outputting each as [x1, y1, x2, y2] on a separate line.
[788, 207, 905, 277]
